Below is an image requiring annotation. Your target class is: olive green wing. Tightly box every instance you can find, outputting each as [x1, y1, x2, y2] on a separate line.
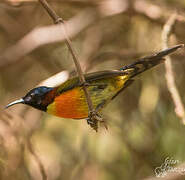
[56, 70, 129, 94]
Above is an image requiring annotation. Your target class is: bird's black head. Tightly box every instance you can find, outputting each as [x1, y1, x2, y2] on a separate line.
[6, 86, 54, 111]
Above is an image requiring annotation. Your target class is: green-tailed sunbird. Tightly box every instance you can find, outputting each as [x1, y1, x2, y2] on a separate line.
[6, 45, 183, 121]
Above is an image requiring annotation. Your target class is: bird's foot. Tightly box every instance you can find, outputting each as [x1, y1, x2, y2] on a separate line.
[86, 111, 108, 131]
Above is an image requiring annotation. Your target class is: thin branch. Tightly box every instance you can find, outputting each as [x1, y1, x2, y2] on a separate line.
[38, 0, 101, 131]
[162, 14, 185, 124]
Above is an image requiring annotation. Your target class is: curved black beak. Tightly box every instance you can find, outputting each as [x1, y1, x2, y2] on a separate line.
[5, 98, 24, 109]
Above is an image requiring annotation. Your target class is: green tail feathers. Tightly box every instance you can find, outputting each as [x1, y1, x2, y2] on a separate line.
[120, 45, 183, 78]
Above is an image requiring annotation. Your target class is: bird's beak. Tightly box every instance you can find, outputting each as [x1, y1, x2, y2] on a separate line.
[5, 98, 24, 109]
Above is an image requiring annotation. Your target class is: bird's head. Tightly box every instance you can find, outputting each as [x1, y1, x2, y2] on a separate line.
[6, 86, 54, 111]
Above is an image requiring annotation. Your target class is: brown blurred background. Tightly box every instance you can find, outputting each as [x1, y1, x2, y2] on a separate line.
[0, 0, 185, 180]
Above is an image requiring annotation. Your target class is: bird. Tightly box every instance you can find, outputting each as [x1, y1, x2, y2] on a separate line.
[6, 45, 183, 126]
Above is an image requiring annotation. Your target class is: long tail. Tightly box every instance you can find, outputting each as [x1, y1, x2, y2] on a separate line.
[120, 44, 183, 78]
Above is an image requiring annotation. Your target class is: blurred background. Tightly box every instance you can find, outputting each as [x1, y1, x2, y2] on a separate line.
[0, 0, 185, 179]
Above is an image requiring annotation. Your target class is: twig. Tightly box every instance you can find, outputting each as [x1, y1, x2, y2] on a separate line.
[38, 0, 101, 131]
[162, 14, 185, 124]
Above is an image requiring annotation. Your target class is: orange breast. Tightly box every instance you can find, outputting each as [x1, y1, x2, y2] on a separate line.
[47, 87, 88, 119]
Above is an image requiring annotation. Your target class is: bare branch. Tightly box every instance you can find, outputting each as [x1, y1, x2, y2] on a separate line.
[162, 14, 185, 124]
[38, 0, 101, 131]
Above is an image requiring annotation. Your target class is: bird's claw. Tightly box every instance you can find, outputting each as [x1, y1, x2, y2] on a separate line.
[86, 111, 108, 131]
